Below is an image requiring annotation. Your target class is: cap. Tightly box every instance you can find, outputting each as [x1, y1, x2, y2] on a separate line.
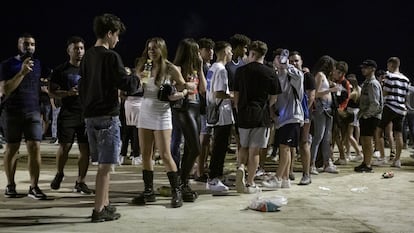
[360, 59, 377, 69]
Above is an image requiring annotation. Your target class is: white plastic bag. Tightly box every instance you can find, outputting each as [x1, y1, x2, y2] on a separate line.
[248, 195, 288, 212]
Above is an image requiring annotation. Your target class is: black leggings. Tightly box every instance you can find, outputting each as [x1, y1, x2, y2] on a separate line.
[173, 102, 201, 183]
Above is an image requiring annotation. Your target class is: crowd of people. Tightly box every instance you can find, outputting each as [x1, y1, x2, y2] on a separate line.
[1, 13, 412, 223]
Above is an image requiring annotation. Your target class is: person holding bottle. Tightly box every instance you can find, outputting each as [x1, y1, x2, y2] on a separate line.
[171, 38, 206, 202]
[132, 37, 190, 208]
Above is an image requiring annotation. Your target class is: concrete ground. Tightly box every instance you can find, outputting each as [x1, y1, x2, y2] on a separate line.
[0, 141, 413, 233]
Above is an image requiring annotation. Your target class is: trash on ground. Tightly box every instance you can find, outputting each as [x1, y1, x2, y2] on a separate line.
[318, 186, 331, 191]
[248, 195, 287, 212]
[382, 171, 394, 178]
[350, 187, 368, 193]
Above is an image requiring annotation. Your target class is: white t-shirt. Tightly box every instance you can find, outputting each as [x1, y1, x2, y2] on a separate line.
[206, 62, 234, 126]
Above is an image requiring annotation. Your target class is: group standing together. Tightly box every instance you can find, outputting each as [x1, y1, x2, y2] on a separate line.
[1, 13, 411, 223]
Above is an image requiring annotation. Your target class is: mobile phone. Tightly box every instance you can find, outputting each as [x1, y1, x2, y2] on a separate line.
[279, 49, 289, 64]
[21, 51, 33, 61]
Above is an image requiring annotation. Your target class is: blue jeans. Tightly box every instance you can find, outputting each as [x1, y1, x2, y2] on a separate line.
[311, 99, 333, 164]
[85, 116, 121, 164]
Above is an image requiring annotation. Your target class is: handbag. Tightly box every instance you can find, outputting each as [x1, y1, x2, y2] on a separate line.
[157, 81, 174, 102]
[206, 99, 223, 124]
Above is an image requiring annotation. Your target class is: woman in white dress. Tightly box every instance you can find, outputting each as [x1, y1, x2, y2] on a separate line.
[131, 37, 189, 208]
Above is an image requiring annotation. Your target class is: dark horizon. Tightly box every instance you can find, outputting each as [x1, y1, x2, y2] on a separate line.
[2, 1, 413, 82]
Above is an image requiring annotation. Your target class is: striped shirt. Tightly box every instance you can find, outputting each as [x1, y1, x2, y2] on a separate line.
[383, 71, 410, 116]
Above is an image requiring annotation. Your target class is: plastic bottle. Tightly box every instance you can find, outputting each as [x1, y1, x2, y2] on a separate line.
[142, 59, 152, 84]
[279, 49, 289, 64]
[190, 70, 199, 95]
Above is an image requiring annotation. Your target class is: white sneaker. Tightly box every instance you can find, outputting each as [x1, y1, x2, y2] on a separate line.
[371, 158, 386, 166]
[281, 179, 291, 188]
[236, 166, 246, 193]
[373, 151, 380, 158]
[206, 178, 229, 193]
[255, 167, 266, 177]
[349, 155, 363, 162]
[391, 159, 401, 168]
[262, 176, 282, 189]
[324, 165, 339, 174]
[310, 166, 319, 175]
[132, 156, 142, 165]
[118, 156, 124, 166]
[244, 184, 261, 194]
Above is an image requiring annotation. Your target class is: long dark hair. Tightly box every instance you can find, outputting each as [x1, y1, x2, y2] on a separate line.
[312, 55, 335, 77]
[173, 38, 202, 79]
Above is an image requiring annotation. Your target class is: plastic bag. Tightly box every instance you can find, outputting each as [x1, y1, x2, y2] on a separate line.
[248, 195, 288, 212]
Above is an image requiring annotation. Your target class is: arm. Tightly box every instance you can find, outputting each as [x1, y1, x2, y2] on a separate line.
[314, 72, 338, 98]
[3, 58, 33, 95]
[366, 83, 382, 116]
[168, 64, 189, 101]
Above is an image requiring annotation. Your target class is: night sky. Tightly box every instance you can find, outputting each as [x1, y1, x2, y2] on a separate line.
[1, 1, 413, 81]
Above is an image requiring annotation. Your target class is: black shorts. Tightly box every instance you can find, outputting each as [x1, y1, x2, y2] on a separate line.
[57, 110, 88, 143]
[2, 110, 42, 143]
[378, 106, 404, 132]
[276, 123, 300, 147]
[360, 117, 380, 136]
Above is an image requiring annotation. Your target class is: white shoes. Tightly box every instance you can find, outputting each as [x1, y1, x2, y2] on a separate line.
[207, 178, 229, 193]
[262, 176, 282, 189]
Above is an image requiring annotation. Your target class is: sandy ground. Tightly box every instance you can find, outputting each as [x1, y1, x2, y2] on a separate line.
[0, 141, 413, 233]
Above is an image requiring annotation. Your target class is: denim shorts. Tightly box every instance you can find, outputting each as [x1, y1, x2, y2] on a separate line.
[85, 116, 121, 164]
[2, 110, 42, 143]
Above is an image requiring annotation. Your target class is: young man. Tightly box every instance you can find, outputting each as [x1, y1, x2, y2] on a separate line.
[0, 33, 47, 200]
[374, 57, 411, 168]
[79, 13, 139, 222]
[233, 40, 280, 193]
[354, 59, 383, 172]
[288, 51, 315, 185]
[49, 36, 92, 195]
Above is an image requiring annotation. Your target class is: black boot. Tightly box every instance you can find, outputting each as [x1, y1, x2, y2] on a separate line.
[167, 171, 183, 208]
[180, 179, 198, 202]
[132, 170, 156, 205]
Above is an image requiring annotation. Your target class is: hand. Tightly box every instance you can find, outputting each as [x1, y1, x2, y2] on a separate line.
[21, 57, 34, 75]
[68, 86, 79, 96]
[185, 82, 196, 94]
[125, 67, 131, 75]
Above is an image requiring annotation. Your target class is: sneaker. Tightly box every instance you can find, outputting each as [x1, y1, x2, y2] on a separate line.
[255, 167, 266, 177]
[105, 204, 117, 214]
[244, 184, 261, 194]
[324, 165, 339, 174]
[349, 155, 363, 162]
[132, 156, 142, 165]
[391, 159, 401, 168]
[49, 137, 58, 144]
[28, 186, 47, 200]
[91, 208, 121, 223]
[262, 176, 282, 189]
[298, 175, 312, 185]
[289, 173, 295, 181]
[333, 158, 347, 165]
[236, 166, 246, 193]
[373, 150, 380, 158]
[4, 184, 17, 198]
[310, 166, 319, 175]
[206, 178, 229, 194]
[354, 163, 373, 173]
[118, 156, 124, 166]
[281, 179, 291, 188]
[73, 181, 93, 194]
[371, 158, 387, 166]
[50, 173, 64, 190]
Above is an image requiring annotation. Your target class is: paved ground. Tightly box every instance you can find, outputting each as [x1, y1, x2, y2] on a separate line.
[0, 141, 413, 233]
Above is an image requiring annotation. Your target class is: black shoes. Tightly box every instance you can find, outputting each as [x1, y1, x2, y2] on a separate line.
[181, 184, 198, 202]
[73, 181, 93, 194]
[4, 184, 17, 198]
[354, 163, 373, 173]
[131, 190, 156, 205]
[50, 173, 64, 190]
[28, 186, 47, 200]
[91, 207, 121, 223]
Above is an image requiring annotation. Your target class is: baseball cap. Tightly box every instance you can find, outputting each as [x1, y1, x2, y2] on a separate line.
[360, 59, 377, 69]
